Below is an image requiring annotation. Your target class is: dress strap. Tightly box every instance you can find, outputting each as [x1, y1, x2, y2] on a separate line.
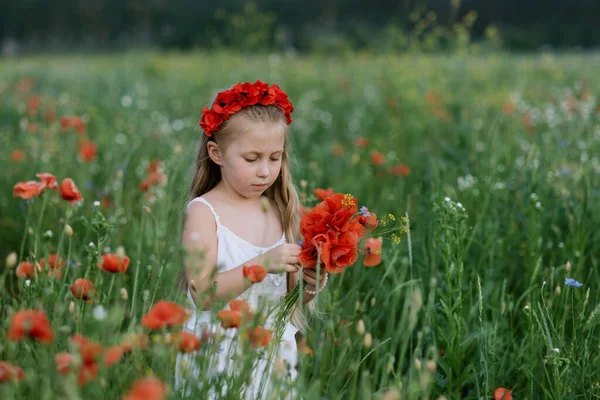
[187, 197, 221, 227]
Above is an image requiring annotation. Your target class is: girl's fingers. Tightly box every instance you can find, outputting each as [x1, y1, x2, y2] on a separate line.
[303, 275, 317, 286]
[284, 264, 299, 272]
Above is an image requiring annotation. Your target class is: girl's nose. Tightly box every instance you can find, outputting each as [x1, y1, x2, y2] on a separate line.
[257, 162, 270, 177]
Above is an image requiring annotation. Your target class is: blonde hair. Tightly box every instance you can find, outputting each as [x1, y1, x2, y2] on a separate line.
[187, 103, 312, 330]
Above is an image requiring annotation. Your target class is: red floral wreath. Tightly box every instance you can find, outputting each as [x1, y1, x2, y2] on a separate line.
[199, 80, 294, 137]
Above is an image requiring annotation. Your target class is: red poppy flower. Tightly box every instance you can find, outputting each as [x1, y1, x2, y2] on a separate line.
[199, 107, 226, 137]
[213, 90, 242, 115]
[60, 178, 83, 204]
[36, 173, 59, 191]
[245, 326, 272, 348]
[55, 353, 73, 375]
[16, 261, 38, 278]
[70, 278, 97, 303]
[228, 299, 253, 319]
[313, 188, 334, 201]
[389, 163, 411, 176]
[78, 140, 97, 162]
[328, 231, 359, 273]
[217, 309, 242, 329]
[371, 151, 385, 166]
[358, 212, 378, 230]
[13, 180, 43, 199]
[27, 94, 41, 114]
[175, 332, 201, 353]
[141, 301, 189, 330]
[0, 361, 25, 383]
[8, 309, 54, 344]
[98, 254, 130, 273]
[70, 335, 103, 386]
[363, 237, 382, 267]
[354, 137, 369, 147]
[494, 388, 513, 400]
[242, 264, 267, 283]
[122, 377, 167, 400]
[103, 346, 124, 367]
[331, 143, 344, 156]
[40, 254, 65, 278]
[11, 150, 25, 162]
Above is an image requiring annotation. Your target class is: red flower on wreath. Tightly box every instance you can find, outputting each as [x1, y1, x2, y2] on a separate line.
[199, 80, 294, 137]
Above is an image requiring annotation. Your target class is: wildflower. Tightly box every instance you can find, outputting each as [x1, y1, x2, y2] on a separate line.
[6, 252, 18, 268]
[363, 332, 372, 348]
[141, 301, 189, 330]
[0, 361, 25, 383]
[314, 188, 334, 200]
[11, 150, 25, 162]
[217, 310, 242, 329]
[389, 163, 411, 176]
[354, 137, 369, 147]
[356, 319, 365, 335]
[426, 359, 436, 373]
[120, 288, 128, 301]
[228, 299, 253, 319]
[359, 206, 370, 217]
[332, 143, 345, 156]
[494, 388, 513, 400]
[245, 326, 272, 348]
[122, 377, 167, 400]
[78, 139, 97, 162]
[8, 309, 55, 343]
[60, 178, 83, 204]
[65, 224, 73, 237]
[103, 346, 124, 367]
[565, 278, 582, 288]
[15, 261, 36, 278]
[93, 305, 108, 321]
[98, 253, 130, 273]
[55, 353, 74, 375]
[70, 278, 97, 303]
[363, 237, 382, 267]
[174, 332, 201, 353]
[242, 264, 268, 283]
[370, 151, 385, 166]
[13, 180, 43, 199]
[40, 254, 65, 278]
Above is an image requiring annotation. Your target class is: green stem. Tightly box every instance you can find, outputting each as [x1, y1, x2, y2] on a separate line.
[33, 192, 49, 259]
[19, 201, 33, 263]
[129, 211, 146, 331]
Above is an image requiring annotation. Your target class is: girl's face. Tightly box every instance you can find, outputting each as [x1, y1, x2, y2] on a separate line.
[211, 117, 285, 200]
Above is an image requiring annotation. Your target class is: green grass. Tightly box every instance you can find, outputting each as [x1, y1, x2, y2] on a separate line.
[1, 50, 599, 399]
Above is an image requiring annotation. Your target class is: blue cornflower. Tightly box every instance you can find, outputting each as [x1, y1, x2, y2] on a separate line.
[565, 278, 582, 288]
[360, 206, 370, 217]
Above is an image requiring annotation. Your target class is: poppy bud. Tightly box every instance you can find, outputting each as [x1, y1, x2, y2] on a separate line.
[120, 288, 128, 301]
[426, 360, 436, 373]
[65, 224, 73, 237]
[380, 388, 400, 400]
[6, 252, 17, 268]
[414, 358, 422, 371]
[356, 320, 365, 335]
[363, 332, 372, 349]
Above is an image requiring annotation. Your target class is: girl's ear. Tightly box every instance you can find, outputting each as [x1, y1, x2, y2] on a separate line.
[207, 141, 223, 166]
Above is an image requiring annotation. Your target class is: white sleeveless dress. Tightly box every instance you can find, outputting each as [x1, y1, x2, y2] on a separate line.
[175, 197, 299, 399]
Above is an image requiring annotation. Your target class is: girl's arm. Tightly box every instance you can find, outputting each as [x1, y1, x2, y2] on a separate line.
[183, 202, 267, 311]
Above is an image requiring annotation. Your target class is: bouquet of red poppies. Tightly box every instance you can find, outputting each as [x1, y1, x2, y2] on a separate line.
[276, 193, 378, 325]
[298, 193, 377, 274]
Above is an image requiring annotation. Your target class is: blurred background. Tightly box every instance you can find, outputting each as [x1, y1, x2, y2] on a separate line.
[2, 0, 599, 56]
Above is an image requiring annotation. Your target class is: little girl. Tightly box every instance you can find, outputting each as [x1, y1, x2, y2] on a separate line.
[176, 80, 327, 399]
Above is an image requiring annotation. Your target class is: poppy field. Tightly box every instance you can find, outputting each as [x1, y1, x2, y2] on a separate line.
[1, 51, 600, 399]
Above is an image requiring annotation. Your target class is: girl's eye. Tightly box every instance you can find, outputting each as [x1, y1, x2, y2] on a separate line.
[245, 158, 257, 163]
[270, 157, 280, 162]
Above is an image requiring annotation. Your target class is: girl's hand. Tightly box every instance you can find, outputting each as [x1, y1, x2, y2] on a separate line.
[302, 267, 327, 289]
[261, 243, 301, 274]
